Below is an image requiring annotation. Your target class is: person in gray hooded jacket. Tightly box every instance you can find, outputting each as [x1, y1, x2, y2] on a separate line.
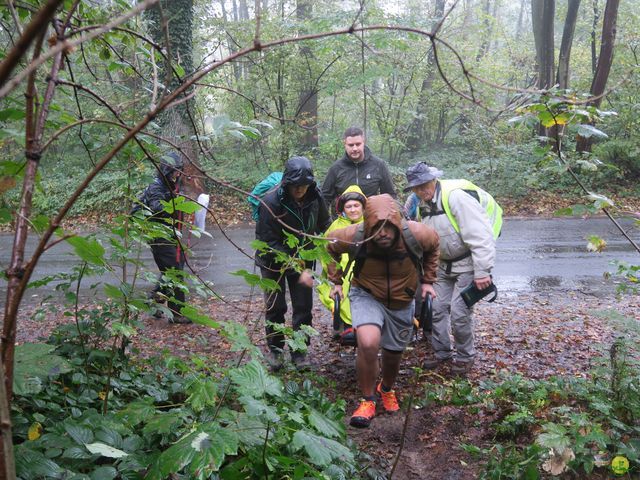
[404, 162, 496, 374]
[321, 126, 396, 214]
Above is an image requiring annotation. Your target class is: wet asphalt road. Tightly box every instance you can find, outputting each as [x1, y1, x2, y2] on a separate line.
[1, 217, 638, 308]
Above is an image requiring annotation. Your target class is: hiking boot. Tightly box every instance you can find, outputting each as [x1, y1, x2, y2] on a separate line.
[422, 356, 452, 370]
[451, 359, 474, 375]
[169, 315, 192, 324]
[376, 383, 400, 412]
[265, 351, 284, 372]
[350, 399, 376, 428]
[291, 352, 312, 371]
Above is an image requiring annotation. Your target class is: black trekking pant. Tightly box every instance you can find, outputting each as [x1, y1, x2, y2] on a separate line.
[260, 268, 313, 352]
[150, 239, 186, 315]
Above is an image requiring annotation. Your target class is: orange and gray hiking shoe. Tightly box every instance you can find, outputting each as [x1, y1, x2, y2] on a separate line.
[376, 383, 400, 412]
[350, 399, 376, 428]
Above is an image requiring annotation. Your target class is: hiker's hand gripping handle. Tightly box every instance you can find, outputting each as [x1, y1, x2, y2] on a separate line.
[330, 284, 344, 301]
[420, 282, 436, 301]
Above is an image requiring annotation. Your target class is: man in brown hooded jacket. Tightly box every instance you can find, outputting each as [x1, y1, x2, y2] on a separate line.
[326, 194, 439, 428]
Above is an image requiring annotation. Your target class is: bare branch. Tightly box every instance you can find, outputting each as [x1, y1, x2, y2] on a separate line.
[7, 0, 23, 36]
[0, 0, 158, 99]
[0, 0, 63, 87]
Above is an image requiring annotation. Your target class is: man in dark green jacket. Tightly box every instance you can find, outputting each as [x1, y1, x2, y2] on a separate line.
[321, 126, 396, 214]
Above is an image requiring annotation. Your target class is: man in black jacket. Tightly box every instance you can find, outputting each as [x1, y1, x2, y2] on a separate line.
[321, 126, 396, 214]
[134, 152, 191, 324]
[256, 156, 331, 370]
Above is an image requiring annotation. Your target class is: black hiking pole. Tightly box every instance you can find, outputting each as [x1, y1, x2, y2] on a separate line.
[420, 292, 433, 338]
[333, 295, 342, 334]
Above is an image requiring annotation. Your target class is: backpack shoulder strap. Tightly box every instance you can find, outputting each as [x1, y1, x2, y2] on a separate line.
[401, 218, 424, 276]
[344, 223, 366, 279]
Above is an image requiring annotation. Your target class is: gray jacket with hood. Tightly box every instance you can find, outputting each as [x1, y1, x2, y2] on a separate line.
[414, 182, 495, 278]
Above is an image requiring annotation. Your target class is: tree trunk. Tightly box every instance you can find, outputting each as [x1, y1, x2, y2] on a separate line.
[0, 354, 16, 480]
[295, 0, 318, 150]
[475, 0, 493, 62]
[577, 0, 620, 152]
[556, 0, 581, 89]
[145, 0, 200, 194]
[405, 0, 445, 151]
[590, 0, 600, 75]
[532, 0, 555, 138]
[239, 0, 249, 20]
[532, 0, 555, 90]
[516, 0, 527, 36]
[2, 8, 70, 479]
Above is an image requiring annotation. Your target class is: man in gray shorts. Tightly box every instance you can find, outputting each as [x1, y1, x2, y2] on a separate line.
[326, 194, 439, 428]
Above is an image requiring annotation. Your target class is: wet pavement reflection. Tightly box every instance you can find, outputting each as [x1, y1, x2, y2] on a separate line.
[1, 216, 638, 307]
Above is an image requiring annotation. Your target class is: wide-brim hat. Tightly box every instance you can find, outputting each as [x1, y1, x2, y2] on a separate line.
[403, 162, 443, 192]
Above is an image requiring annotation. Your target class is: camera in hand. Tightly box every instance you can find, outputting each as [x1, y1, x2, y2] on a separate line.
[460, 281, 497, 308]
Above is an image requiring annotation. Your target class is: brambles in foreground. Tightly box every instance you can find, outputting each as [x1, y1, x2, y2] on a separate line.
[442, 326, 640, 479]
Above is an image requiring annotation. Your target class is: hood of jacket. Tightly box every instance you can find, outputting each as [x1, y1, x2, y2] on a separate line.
[156, 152, 184, 190]
[281, 156, 316, 188]
[336, 184, 367, 214]
[363, 193, 402, 242]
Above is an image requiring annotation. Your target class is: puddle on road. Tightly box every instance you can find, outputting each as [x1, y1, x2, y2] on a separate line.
[495, 274, 618, 298]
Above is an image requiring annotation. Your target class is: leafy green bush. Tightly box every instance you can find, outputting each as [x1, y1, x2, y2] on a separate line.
[457, 322, 640, 479]
[12, 337, 361, 479]
[594, 138, 640, 183]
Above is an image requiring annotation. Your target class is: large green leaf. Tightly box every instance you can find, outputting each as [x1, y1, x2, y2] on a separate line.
[160, 196, 201, 214]
[85, 442, 128, 458]
[186, 378, 218, 412]
[66, 236, 106, 266]
[238, 395, 280, 423]
[14, 445, 65, 480]
[188, 427, 239, 475]
[146, 433, 197, 480]
[291, 430, 354, 467]
[577, 124, 608, 139]
[308, 409, 344, 439]
[220, 321, 260, 354]
[180, 305, 220, 328]
[536, 423, 571, 451]
[13, 343, 72, 396]
[116, 399, 156, 427]
[231, 269, 280, 292]
[0, 107, 26, 121]
[233, 413, 268, 447]
[142, 413, 182, 436]
[90, 466, 118, 480]
[65, 424, 94, 445]
[230, 360, 283, 398]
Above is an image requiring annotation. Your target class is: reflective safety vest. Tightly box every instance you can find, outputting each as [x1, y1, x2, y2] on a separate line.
[419, 179, 503, 240]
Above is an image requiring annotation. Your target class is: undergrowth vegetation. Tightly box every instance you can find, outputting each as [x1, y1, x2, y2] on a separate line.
[418, 308, 640, 479]
[11, 305, 362, 480]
